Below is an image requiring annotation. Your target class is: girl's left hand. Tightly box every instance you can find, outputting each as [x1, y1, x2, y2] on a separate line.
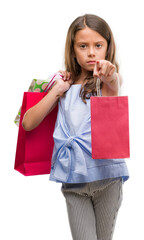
[93, 60, 116, 83]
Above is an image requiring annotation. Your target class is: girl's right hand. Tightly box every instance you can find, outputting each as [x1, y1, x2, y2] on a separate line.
[59, 70, 71, 81]
[56, 70, 73, 96]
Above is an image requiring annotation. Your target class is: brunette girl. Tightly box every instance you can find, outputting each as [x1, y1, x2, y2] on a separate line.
[22, 14, 129, 240]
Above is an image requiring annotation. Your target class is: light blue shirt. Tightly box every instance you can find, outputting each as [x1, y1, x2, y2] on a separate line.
[49, 84, 129, 183]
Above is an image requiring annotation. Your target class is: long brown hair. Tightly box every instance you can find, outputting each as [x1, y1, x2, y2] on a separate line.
[64, 14, 119, 103]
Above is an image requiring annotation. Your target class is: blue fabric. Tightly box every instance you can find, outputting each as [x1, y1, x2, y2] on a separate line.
[49, 84, 129, 183]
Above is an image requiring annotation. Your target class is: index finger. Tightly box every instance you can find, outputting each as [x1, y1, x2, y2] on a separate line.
[96, 60, 101, 70]
[93, 61, 99, 77]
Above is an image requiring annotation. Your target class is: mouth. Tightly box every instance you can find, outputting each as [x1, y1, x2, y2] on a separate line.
[87, 61, 96, 65]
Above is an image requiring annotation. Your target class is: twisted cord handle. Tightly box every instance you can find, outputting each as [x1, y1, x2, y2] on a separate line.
[96, 78, 101, 96]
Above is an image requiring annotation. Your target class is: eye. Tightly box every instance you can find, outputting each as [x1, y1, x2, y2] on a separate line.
[80, 44, 86, 49]
[96, 44, 102, 48]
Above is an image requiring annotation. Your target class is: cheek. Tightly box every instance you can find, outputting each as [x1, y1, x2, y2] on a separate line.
[98, 49, 107, 60]
[75, 52, 84, 65]
[104, 45, 108, 58]
[103, 51, 107, 59]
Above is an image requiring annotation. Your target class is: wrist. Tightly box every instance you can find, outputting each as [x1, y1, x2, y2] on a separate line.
[53, 82, 65, 97]
[106, 72, 120, 92]
[103, 72, 117, 87]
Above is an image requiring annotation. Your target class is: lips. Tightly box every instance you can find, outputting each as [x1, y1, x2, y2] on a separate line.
[87, 61, 96, 64]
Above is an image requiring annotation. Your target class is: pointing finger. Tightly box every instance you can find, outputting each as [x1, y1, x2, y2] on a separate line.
[93, 62, 99, 77]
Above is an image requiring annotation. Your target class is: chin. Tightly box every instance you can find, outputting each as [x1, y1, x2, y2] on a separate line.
[87, 67, 94, 72]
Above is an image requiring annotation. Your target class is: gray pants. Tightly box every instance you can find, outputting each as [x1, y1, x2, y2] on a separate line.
[61, 178, 123, 240]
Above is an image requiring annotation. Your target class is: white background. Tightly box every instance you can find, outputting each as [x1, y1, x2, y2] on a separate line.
[0, 0, 143, 239]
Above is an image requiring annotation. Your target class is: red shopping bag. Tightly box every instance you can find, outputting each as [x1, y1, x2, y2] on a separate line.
[91, 96, 130, 159]
[14, 92, 58, 176]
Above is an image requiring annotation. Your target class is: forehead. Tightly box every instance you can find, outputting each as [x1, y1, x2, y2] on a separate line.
[74, 26, 106, 43]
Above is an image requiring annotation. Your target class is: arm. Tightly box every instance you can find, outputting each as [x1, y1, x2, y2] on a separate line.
[104, 72, 122, 93]
[22, 78, 72, 131]
[93, 60, 122, 95]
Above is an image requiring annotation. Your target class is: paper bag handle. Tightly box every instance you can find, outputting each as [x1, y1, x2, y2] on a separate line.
[96, 74, 120, 97]
[42, 73, 63, 97]
[96, 78, 101, 96]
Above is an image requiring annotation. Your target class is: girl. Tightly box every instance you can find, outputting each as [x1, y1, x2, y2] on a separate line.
[22, 14, 129, 240]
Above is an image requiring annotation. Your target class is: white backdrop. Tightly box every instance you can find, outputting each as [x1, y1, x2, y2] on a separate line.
[0, 0, 143, 239]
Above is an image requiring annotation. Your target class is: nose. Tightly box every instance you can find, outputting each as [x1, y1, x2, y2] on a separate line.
[87, 46, 96, 57]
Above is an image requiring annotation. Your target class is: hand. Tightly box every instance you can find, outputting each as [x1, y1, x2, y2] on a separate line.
[59, 70, 72, 81]
[93, 60, 116, 83]
[56, 70, 73, 96]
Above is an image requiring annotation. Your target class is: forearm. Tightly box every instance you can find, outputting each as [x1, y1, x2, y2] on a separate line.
[22, 84, 60, 131]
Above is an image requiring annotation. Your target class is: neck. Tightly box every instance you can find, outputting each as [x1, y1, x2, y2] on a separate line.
[75, 71, 93, 84]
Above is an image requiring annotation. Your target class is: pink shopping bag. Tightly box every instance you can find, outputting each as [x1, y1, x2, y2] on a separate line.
[14, 92, 58, 176]
[91, 96, 130, 159]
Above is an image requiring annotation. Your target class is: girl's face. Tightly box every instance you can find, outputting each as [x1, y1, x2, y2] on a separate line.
[74, 26, 108, 75]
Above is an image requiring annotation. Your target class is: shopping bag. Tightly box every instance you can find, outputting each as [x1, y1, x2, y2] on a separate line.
[91, 95, 130, 159]
[14, 72, 61, 126]
[14, 91, 58, 176]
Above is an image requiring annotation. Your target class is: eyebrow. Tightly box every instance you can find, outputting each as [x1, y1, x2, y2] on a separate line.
[76, 41, 105, 44]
